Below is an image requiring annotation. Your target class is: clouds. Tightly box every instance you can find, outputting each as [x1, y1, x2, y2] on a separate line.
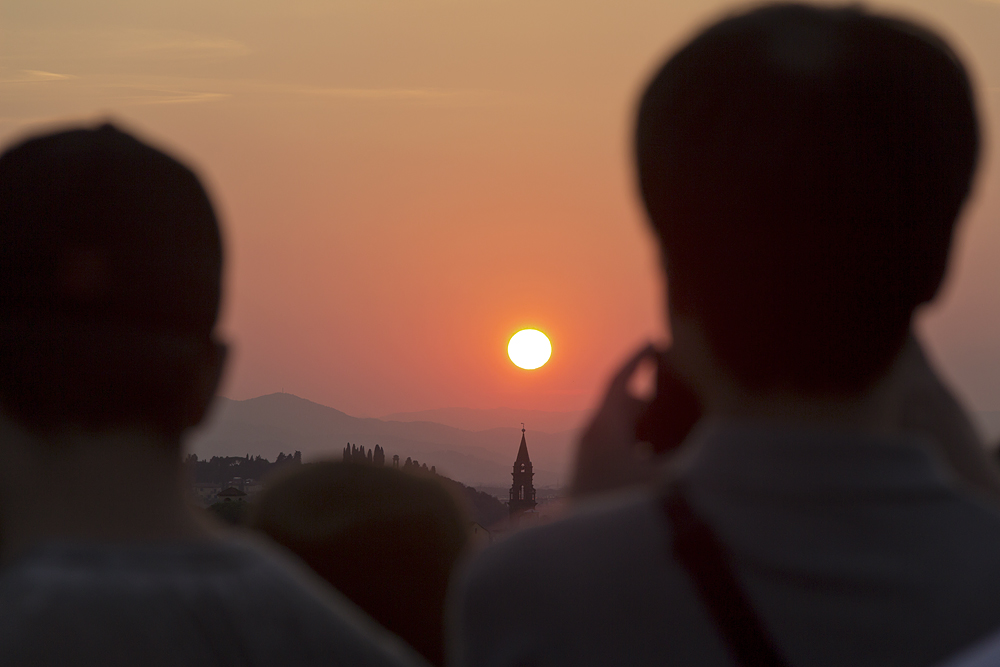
[0, 16, 498, 128]
[0, 73, 491, 108]
[99, 84, 232, 106]
[271, 83, 498, 103]
[0, 26, 251, 63]
[0, 71, 497, 136]
[0, 70, 76, 83]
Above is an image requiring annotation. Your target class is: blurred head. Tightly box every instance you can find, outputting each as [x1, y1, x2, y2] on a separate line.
[0, 123, 225, 438]
[249, 462, 469, 666]
[636, 4, 979, 394]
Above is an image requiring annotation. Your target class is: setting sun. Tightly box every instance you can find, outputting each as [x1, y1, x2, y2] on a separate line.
[507, 329, 552, 370]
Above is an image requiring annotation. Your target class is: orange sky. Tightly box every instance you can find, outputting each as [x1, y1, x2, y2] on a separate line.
[2, 0, 1000, 426]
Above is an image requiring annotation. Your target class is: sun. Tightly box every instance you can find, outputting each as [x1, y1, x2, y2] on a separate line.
[507, 329, 552, 370]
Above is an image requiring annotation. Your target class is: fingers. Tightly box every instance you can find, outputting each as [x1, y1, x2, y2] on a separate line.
[606, 343, 659, 396]
[571, 343, 663, 498]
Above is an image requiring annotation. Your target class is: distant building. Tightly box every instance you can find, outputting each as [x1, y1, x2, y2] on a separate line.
[469, 522, 492, 549]
[191, 482, 224, 507]
[216, 487, 247, 503]
[508, 426, 537, 518]
[225, 476, 262, 494]
[242, 479, 263, 498]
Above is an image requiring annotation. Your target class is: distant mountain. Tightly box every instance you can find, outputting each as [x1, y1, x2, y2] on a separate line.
[186, 393, 576, 488]
[381, 406, 589, 434]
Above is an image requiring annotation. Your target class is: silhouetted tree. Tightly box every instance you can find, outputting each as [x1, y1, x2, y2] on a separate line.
[186, 453, 301, 485]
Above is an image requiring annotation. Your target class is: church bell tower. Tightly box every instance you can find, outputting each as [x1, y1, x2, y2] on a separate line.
[508, 425, 537, 517]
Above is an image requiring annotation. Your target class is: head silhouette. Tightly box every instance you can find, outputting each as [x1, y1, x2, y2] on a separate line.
[0, 123, 225, 436]
[636, 3, 979, 393]
[250, 462, 470, 666]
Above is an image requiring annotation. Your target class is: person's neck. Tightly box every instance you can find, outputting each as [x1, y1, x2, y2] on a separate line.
[0, 420, 214, 564]
[668, 314, 897, 435]
[708, 379, 895, 435]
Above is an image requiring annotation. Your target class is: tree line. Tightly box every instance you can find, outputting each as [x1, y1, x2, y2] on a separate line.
[189, 444, 507, 528]
[185, 451, 302, 484]
[342, 442, 506, 527]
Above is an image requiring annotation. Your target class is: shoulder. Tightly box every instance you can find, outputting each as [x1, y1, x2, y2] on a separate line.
[934, 626, 1000, 667]
[463, 490, 666, 591]
[0, 536, 424, 667]
[450, 490, 720, 667]
[203, 535, 427, 666]
[456, 489, 677, 619]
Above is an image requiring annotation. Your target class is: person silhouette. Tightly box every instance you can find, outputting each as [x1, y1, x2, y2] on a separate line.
[0, 123, 422, 666]
[450, 5, 1000, 667]
[250, 461, 471, 667]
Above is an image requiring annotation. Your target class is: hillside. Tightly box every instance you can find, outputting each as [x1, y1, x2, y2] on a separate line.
[186, 393, 579, 487]
[381, 407, 590, 434]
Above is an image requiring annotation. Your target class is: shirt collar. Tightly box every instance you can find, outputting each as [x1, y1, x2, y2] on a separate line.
[670, 419, 955, 499]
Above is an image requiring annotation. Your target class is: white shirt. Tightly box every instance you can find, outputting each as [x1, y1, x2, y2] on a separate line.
[936, 628, 1000, 667]
[452, 422, 1000, 667]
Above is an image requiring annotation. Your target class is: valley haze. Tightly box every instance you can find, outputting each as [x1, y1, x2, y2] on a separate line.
[187, 393, 580, 487]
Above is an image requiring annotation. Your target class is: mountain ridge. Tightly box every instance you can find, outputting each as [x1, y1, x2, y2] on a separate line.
[186, 393, 576, 487]
[381, 406, 589, 434]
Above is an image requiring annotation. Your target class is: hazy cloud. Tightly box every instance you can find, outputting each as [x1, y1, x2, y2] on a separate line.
[0, 72, 495, 129]
[289, 85, 496, 101]
[0, 27, 251, 63]
[101, 84, 232, 105]
[0, 70, 76, 84]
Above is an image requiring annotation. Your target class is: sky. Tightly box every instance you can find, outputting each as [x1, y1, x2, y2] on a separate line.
[2, 0, 1000, 428]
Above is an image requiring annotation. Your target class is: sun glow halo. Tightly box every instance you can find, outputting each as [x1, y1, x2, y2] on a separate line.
[507, 329, 552, 370]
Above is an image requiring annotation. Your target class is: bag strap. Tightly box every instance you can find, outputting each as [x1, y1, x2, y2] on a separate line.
[662, 483, 790, 667]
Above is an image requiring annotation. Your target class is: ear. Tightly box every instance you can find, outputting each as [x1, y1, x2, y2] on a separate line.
[184, 338, 228, 430]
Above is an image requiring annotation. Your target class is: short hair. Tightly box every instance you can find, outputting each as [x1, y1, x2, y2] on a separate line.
[636, 4, 979, 392]
[0, 123, 223, 434]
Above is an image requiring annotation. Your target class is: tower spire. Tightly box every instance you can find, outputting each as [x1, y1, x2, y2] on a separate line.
[515, 428, 530, 464]
[509, 424, 536, 519]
